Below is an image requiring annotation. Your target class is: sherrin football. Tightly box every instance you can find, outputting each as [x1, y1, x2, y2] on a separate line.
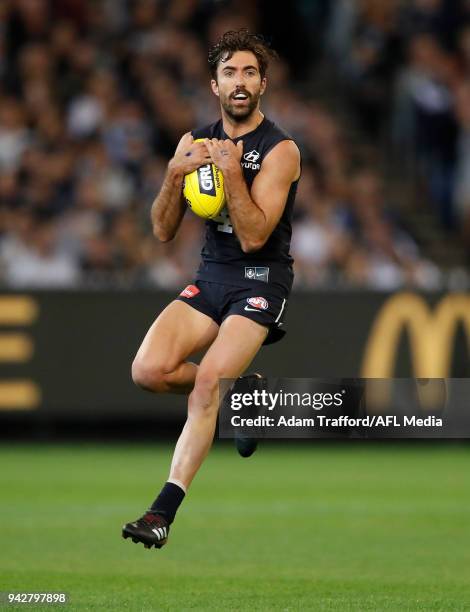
[183, 140, 226, 219]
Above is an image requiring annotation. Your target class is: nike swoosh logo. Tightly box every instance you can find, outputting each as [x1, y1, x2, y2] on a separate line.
[244, 306, 265, 312]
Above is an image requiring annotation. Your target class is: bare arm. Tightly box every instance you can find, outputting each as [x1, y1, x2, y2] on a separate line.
[205, 138, 300, 252]
[151, 133, 211, 242]
[150, 164, 186, 242]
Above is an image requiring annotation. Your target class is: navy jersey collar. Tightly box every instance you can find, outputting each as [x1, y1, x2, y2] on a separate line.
[221, 115, 267, 142]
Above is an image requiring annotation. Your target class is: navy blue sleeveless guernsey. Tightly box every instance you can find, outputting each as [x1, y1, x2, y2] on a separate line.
[191, 117, 299, 293]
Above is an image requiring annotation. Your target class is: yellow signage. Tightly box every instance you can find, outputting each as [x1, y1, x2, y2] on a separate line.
[0, 295, 40, 410]
[0, 296, 38, 325]
[0, 381, 41, 410]
[361, 293, 470, 378]
[0, 333, 34, 362]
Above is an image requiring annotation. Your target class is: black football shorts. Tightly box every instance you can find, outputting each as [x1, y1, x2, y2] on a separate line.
[176, 280, 289, 345]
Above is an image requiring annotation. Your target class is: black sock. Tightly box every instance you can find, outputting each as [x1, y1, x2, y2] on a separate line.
[150, 482, 185, 524]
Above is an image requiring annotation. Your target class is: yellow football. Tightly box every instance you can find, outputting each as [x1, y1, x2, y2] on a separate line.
[183, 141, 226, 219]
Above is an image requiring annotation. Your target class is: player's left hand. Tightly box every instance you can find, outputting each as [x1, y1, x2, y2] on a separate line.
[204, 138, 243, 174]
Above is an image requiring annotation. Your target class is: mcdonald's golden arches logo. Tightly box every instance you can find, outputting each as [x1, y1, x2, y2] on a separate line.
[361, 293, 470, 378]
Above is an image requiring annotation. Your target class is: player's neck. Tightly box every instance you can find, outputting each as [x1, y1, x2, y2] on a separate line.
[221, 109, 264, 140]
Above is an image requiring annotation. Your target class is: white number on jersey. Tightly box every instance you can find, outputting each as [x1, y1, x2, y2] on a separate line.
[213, 207, 233, 234]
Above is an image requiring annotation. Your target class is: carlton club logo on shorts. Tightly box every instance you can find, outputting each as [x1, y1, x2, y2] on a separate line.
[245, 267, 269, 282]
[180, 285, 200, 299]
[245, 297, 269, 312]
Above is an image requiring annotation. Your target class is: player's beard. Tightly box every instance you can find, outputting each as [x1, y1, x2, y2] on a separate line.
[220, 88, 260, 123]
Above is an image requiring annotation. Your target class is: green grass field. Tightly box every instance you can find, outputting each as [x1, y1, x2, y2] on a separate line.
[1, 442, 470, 611]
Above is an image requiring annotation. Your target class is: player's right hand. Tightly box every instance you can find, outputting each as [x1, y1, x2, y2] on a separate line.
[169, 133, 211, 175]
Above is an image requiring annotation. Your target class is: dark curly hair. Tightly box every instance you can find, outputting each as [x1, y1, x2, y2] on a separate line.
[208, 29, 278, 81]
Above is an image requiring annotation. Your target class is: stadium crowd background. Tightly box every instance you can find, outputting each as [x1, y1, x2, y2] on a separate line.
[0, 0, 469, 291]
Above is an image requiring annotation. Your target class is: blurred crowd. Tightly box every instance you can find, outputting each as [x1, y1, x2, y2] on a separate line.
[0, 0, 468, 290]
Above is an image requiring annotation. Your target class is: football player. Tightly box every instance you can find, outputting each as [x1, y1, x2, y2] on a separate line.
[123, 29, 301, 549]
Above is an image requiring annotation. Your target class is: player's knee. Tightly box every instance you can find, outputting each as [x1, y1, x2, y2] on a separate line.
[131, 357, 168, 393]
[188, 372, 219, 417]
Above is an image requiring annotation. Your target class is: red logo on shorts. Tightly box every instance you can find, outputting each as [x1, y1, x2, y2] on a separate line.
[180, 284, 200, 298]
[247, 297, 269, 310]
